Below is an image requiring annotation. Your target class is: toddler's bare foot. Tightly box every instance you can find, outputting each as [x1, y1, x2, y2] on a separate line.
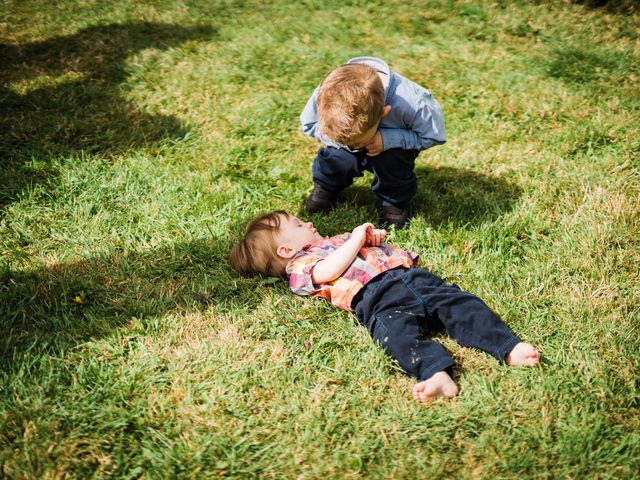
[412, 371, 459, 403]
[506, 342, 540, 366]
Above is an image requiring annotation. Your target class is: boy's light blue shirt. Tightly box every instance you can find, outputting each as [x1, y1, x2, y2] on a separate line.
[300, 56, 446, 152]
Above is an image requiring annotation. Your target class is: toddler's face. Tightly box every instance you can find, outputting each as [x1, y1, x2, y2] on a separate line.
[277, 214, 323, 253]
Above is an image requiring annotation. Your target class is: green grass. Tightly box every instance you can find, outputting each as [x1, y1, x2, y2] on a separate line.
[1, 0, 639, 478]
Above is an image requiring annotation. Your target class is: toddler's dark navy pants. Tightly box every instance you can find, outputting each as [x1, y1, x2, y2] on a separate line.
[312, 146, 419, 208]
[352, 268, 521, 381]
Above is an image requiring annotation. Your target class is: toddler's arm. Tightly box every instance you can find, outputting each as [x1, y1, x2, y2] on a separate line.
[312, 224, 385, 284]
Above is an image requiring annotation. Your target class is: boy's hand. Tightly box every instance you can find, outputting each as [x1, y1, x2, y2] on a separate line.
[351, 223, 386, 246]
[364, 131, 384, 156]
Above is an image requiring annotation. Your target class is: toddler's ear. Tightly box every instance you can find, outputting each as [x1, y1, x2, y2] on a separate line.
[276, 244, 296, 259]
[382, 105, 392, 117]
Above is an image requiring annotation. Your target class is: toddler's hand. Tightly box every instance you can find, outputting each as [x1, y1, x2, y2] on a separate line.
[351, 223, 374, 246]
[364, 131, 384, 156]
[366, 227, 386, 246]
[351, 223, 386, 246]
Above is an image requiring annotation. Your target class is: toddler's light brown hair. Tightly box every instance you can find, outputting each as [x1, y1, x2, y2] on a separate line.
[317, 63, 385, 145]
[229, 211, 289, 277]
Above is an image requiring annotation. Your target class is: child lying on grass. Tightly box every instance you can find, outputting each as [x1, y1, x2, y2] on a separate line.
[229, 211, 539, 402]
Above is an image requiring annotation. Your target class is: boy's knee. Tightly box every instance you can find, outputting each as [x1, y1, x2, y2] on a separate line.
[373, 148, 419, 163]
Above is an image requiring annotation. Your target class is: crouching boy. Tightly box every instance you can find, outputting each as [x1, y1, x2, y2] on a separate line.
[300, 57, 446, 228]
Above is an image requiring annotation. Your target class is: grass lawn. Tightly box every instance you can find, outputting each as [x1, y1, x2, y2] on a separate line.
[1, 0, 639, 478]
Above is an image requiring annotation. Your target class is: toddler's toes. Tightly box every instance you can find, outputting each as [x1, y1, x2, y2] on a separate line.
[412, 386, 420, 402]
[506, 342, 540, 366]
[412, 371, 458, 403]
[412, 382, 426, 402]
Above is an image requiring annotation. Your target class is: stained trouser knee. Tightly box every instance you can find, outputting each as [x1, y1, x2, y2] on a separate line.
[354, 269, 457, 380]
[362, 308, 455, 380]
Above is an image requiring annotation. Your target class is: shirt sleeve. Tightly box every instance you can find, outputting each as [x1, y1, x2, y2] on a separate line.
[286, 254, 324, 296]
[300, 87, 320, 138]
[379, 91, 446, 151]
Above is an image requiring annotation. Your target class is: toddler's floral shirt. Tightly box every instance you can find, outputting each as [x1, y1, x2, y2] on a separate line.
[286, 234, 418, 311]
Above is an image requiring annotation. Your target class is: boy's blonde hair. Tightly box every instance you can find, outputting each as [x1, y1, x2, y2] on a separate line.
[317, 63, 385, 145]
[229, 211, 289, 277]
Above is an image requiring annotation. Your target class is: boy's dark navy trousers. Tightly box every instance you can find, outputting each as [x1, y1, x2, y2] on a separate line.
[352, 268, 521, 381]
[312, 146, 419, 208]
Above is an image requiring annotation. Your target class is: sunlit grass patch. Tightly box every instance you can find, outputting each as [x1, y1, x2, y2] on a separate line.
[1, 0, 639, 478]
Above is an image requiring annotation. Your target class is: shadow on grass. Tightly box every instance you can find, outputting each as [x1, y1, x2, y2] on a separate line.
[0, 21, 216, 206]
[0, 238, 267, 367]
[337, 165, 522, 228]
[570, 0, 638, 14]
[544, 46, 636, 88]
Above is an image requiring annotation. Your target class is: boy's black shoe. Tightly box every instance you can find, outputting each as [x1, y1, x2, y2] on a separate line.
[380, 204, 411, 229]
[304, 184, 337, 214]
